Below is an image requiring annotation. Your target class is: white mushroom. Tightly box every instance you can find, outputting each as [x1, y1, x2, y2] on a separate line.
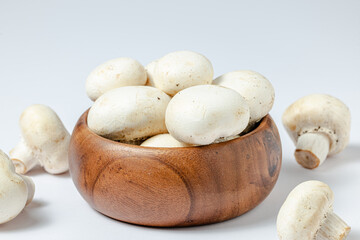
[165, 85, 250, 145]
[277, 180, 351, 240]
[10, 104, 71, 174]
[86, 57, 147, 101]
[282, 94, 351, 169]
[145, 60, 158, 87]
[153, 51, 214, 96]
[0, 150, 35, 224]
[88, 86, 171, 142]
[140, 134, 192, 148]
[213, 70, 275, 126]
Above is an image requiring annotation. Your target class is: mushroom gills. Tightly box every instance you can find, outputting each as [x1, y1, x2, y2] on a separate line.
[10, 138, 38, 174]
[316, 212, 351, 240]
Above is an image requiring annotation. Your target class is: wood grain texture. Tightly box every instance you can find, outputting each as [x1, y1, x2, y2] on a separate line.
[69, 110, 282, 227]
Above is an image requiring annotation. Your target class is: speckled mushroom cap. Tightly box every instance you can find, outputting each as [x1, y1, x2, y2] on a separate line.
[277, 180, 334, 240]
[282, 94, 351, 156]
[153, 51, 214, 96]
[165, 85, 250, 145]
[213, 70, 275, 124]
[88, 86, 171, 141]
[86, 57, 147, 101]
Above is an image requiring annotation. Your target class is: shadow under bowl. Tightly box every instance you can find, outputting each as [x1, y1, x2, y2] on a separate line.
[68, 110, 282, 227]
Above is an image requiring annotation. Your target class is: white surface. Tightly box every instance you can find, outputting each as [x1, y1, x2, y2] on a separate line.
[0, 0, 359, 239]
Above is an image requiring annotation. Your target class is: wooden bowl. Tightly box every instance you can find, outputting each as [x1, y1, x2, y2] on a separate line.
[69, 110, 282, 227]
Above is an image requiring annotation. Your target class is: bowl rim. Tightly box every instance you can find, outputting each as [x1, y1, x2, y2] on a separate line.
[77, 109, 271, 150]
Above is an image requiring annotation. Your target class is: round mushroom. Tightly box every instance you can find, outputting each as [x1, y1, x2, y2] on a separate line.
[145, 60, 158, 87]
[0, 150, 35, 224]
[140, 134, 192, 148]
[165, 85, 250, 145]
[86, 57, 147, 101]
[153, 51, 214, 96]
[213, 70, 275, 126]
[88, 86, 171, 142]
[282, 94, 351, 169]
[277, 180, 351, 240]
[10, 104, 71, 174]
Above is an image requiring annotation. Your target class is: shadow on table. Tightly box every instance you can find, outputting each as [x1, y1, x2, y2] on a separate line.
[25, 166, 70, 178]
[0, 200, 49, 231]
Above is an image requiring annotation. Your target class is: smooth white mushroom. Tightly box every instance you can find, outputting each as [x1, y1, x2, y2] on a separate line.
[0, 150, 35, 224]
[10, 104, 70, 174]
[213, 70, 275, 126]
[165, 85, 250, 145]
[86, 57, 147, 101]
[145, 60, 158, 87]
[153, 51, 214, 96]
[140, 134, 192, 148]
[88, 86, 171, 142]
[282, 94, 351, 169]
[277, 180, 351, 240]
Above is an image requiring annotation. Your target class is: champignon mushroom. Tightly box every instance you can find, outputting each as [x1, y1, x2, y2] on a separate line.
[88, 86, 171, 142]
[165, 85, 250, 145]
[0, 150, 35, 224]
[282, 94, 351, 169]
[10, 104, 71, 174]
[145, 60, 158, 87]
[86, 57, 147, 101]
[153, 51, 214, 96]
[140, 134, 192, 148]
[213, 70, 275, 127]
[277, 180, 350, 240]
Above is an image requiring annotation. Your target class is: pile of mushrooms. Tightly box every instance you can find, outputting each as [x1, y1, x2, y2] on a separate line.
[86, 50, 275, 147]
[0, 49, 353, 239]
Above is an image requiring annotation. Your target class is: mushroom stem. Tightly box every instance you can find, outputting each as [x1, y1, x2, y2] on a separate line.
[316, 212, 351, 240]
[10, 138, 38, 174]
[21, 175, 35, 206]
[295, 133, 330, 169]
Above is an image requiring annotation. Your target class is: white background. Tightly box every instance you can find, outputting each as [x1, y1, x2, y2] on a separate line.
[1, 0, 360, 239]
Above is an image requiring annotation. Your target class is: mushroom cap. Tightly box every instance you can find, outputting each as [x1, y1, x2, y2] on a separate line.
[86, 57, 147, 101]
[213, 70, 275, 124]
[277, 180, 334, 240]
[140, 134, 192, 148]
[145, 60, 158, 87]
[88, 86, 171, 141]
[19, 104, 70, 174]
[153, 51, 214, 96]
[282, 94, 351, 155]
[165, 85, 250, 145]
[0, 150, 30, 224]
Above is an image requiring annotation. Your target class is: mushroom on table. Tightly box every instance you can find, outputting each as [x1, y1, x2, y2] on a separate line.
[282, 94, 351, 169]
[10, 104, 70, 174]
[277, 180, 350, 240]
[0, 150, 35, 224]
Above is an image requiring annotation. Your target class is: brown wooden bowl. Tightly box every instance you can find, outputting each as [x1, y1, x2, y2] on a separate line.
[69, 110, 282, 227]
